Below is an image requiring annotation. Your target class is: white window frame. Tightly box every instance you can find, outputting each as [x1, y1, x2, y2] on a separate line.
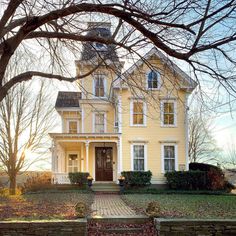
[93, 74, 107, 98]
[146, 70, 161, 90]
[67, 119, 79, 133]
[130, 143, 147, 171]
[93, 112, 107, 133]
[130, 100, 147, 126]
[67, 152, 80, 173]
[161, 100, 177, 127]
[161, 144, 178, 173]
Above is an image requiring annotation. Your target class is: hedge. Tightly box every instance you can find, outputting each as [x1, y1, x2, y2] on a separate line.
[68, 172, 89, 185]
[165, 170, 235, 192]
[165, 171, 207, 190]
[121, 171, 152, 187]
[189, 162, 222, 172]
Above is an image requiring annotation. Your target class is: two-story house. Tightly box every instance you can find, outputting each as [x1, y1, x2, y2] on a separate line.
[49, 22, 197, 185]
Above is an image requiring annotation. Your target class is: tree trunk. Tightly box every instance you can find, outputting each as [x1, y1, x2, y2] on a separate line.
[9, 173, 17, 195]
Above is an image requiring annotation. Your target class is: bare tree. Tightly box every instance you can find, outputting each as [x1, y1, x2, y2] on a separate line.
[0, 81, 54, 194]
[0, 0, 236, 103]
[224, 139, 236, 167]
[188, 107, 221, 164]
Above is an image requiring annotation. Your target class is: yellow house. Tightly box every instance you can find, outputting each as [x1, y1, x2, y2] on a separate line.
[49, 22, 197, 185]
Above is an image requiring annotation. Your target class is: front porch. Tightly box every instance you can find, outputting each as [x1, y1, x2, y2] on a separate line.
[50, 133, 122, 184]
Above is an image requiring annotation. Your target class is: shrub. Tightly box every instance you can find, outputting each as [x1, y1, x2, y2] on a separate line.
[75, 201, 88, 218]
[189, 162, 221, 172]
[0, 187, 22, 198]
[68, 172, 89, 186]
[146, 201, 161, 218]
[121, 171, 152, 187]
[165, 171, 207, 190]
[22, 172, 52, 193]
[207, 168, 225, 190]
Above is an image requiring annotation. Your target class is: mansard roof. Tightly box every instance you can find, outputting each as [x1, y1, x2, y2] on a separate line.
[80, 22, 119, 62]
[55, 91, 81, 108]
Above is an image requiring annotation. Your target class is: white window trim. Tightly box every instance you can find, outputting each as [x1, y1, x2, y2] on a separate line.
[93, 75, 107, 98]
[67, 119, 79, 133]
[67, 152, 80, 173]
[130, 143, 147, 171]
[130, 99, 147, 127]
[160, 100, 177, 127]
[161, 144, 178, 173]
[146, 70, 161, 90]
[93, 112, 107, 133]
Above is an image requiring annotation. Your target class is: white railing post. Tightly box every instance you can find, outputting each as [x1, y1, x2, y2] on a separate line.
[85, 141, 89, 173]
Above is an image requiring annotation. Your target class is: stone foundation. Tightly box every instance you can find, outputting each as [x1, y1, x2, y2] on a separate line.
[0, 220, 87, 236]
[155, 218, 236, 236]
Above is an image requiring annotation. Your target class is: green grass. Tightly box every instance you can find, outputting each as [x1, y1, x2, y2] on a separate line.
[0, 190, 94, 220]
[122, 194, 236, 219]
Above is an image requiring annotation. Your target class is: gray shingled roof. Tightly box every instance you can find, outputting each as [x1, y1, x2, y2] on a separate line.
[55, 91, 81, 108]
[81, 25, 119, 62]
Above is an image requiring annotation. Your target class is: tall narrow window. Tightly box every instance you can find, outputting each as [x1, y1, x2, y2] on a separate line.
[163, 145, 176, 172]
[162, 101, 176, 126]
[94, 113, 105, 133]
[133, 145, 145, 171]
[132, 101, 144, 125]
[147, 70, 160, 89]
[68, 154, 79, 173]
[94, 75, 105, 97]
[68, 121, 78, 133]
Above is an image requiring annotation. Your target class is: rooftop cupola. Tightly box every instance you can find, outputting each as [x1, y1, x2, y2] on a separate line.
[80, 22, 119, 63]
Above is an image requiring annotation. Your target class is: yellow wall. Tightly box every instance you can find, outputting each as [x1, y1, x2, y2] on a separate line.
[56, 55, 190, 183]
[119, 58, 188, 182]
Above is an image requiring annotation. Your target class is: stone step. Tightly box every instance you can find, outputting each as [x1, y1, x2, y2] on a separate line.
[91, 183, 120, 192]
[99, 227, 143, 234]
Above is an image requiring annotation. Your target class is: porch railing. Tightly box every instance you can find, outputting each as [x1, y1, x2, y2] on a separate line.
[52, 173, 70, 184]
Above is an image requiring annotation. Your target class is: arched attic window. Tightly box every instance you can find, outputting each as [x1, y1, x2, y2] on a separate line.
[147, 70, 161, 89]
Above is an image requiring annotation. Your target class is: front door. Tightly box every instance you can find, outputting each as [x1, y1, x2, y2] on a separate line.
[95, 147, 113, 181]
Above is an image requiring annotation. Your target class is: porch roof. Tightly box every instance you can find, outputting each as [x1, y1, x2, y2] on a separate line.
[49, 133, 121, 142]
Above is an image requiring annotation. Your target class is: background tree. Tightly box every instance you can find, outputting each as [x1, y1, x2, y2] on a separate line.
[224, 138, 236, 167]
[188, 107, 221, 164]
[0, 0, 236, 105]
[0, 80, 54, 194]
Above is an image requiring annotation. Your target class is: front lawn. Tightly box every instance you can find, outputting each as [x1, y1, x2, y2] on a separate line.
[122, 194, 236, 219]
[0, 190, 94, 220]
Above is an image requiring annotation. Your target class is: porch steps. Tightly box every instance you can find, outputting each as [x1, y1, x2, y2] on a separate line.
[88, 216, 156, 235]
[91, 182, 120, 193]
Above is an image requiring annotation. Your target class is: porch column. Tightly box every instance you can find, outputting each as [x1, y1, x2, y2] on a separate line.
[117, 138, 122, 176]
[85, 141, 89, 172]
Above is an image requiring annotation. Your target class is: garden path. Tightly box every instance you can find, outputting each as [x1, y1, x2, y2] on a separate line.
[91, 194, 137, 217]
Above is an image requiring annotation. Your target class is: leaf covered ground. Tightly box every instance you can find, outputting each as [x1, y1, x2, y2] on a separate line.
[122, 194, 236, 219]
[0, 191, 94, 220]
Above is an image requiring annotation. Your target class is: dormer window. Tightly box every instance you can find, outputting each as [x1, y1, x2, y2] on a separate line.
[93, 31, 107, 51]
[94, 75, 106, 97]
[93, 42, 107, 51]
[147, 70, 160, 89]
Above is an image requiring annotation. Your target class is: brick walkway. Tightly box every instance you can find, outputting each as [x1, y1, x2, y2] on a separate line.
[91, 194, 137, 217]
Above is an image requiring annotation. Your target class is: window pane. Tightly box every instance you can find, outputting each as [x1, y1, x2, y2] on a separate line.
[164, 114, 174, 125]
[133, 102, 144, 125]
[68, 154, 78, 173]
[134, 159, 144, 171]
[164, 103, 174, 113]
[69, 121, 77, 133]
[95, 114, 105, 133]
[148, 71, 159, 89]
[164, 146, 175, 172]
[133, 102, 143, 113]
[164, 146, 175, 159]
[95, 77, 105, 97]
